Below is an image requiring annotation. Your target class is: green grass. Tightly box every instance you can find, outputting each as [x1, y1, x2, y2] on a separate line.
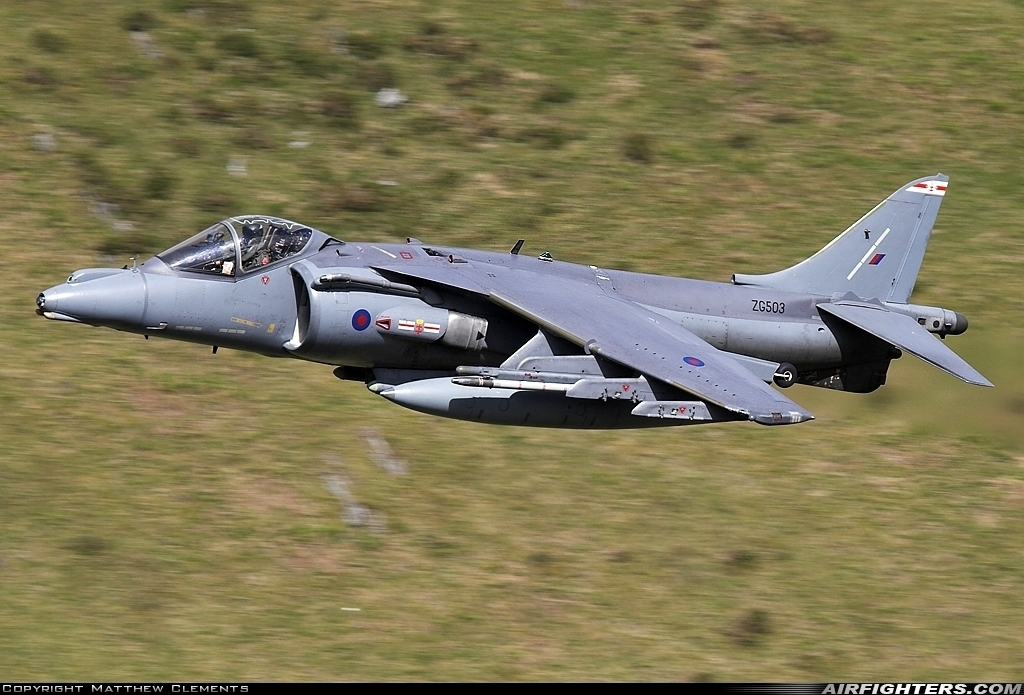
[2, 0, 1024, 680]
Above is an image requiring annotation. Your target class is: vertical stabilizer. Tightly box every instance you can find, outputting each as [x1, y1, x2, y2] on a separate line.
[733, 174, 948, 302]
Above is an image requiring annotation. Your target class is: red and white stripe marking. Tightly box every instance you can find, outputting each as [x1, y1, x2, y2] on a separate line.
[906, 180, 947, 196]
[397, 319, 441, 334]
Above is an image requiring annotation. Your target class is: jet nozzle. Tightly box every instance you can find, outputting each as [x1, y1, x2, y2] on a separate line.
[951, 311, 969, 335]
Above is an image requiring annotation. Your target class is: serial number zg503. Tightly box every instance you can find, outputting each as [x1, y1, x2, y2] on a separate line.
[751, 299, 785, 314]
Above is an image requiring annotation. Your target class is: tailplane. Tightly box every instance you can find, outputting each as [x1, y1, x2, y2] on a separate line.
[733, 174, 948, 302]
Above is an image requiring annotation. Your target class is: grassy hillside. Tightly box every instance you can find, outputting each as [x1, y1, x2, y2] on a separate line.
[1, 0, 1023, 680]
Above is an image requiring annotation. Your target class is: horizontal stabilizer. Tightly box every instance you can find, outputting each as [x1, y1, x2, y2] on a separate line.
[817, 301, 992, 387]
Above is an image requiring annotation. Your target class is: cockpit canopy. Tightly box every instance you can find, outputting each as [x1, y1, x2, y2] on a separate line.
[158, 216, 316, 276]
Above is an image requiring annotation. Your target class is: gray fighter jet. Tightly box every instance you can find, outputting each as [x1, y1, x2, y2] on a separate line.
[37, 174, 990, 429]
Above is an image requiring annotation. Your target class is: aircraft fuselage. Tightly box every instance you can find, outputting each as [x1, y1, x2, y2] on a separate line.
[39, 237, 958, 395]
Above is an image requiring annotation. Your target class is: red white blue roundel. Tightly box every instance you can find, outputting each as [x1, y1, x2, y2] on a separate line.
[352, 309, 372, 331]
[683, 356, 705, 367]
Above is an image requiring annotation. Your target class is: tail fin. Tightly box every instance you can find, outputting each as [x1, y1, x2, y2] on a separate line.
[733, 174, 948, 302]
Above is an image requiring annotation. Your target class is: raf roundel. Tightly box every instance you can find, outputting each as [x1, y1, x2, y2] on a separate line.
[351, 309, 372, 331]
[683, 356, 705, 367]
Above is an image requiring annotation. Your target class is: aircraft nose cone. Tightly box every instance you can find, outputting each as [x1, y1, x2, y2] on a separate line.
[39, 269, 147, 329]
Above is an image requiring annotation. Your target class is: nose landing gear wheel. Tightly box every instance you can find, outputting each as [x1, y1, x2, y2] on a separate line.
[774, 363, 797, 388]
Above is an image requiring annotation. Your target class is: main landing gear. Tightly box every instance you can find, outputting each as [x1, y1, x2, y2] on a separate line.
[774, 363, 797, 388]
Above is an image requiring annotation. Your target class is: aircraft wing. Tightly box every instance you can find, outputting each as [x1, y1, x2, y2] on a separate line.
[818, 301, 992, 386]
[374, 261, 813, 425]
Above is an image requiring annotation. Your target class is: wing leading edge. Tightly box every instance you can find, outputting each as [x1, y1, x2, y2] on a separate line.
[375, 261, 813, 425]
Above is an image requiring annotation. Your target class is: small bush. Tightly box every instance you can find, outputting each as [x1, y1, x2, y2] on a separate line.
[519, 125, 566, 150]
[193, 95, 232, 122]
[233, 126, 273, 150]
[195, 52, 218, 71]
[726, 132, 754, 149]
[73, 150, 109, 190]
[280, 41, 328, 77]
[527, 551, 554, 566]
[676, 0, 719, 30]
[408, 112, 451, 135]
[221, 31, 260, 58]
[768, 106, 800, 124]
[144, 168, 177, 200]
[33, 29, 68, 53]
[66, 536, 110, 556]
[476, 63, 507, 87]
[624, 132, 654, 162]
[725, 550, 757, 570]
[446, 73, 477, 96]
[432, 168, 463, 189]
[403, 23, 478, 58]
[420, 20, 445, 36]
[731, 609, 771, 646]
[610, 549, 633, 563]
[122, 10, 160, 32]
[170, 136, 202, 158]
[446, 64, 507, 96]
[356, 62, 397, 91]
[347, 30, 385, 60]
[321, 90, 359, 129]
[537, 83, 575, 105]
[23, 66, 58, 87]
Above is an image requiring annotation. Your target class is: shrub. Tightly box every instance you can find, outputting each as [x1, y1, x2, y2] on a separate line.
[347, 30, 385, 60]
[356, 62, 397, 91]
[731, 609, 771, 646]
[33, 29, 67, 53]
[519, 125, 566, 150]
[23, 66, 58, 87]
[170, 136, 202, 158]
[624, 132, 654, 162]
[122, 10, 159, 32]
[726, 132, 754, 149]
[280, 41, 328, 77]
[676, 0, 719, 30]
[403, 23, 478, 58]
[537, 83, 575, 105]
[321, 90, 359, 129]
[144, 168, 177, 200]
[193, 95, 233, 122]
[221, 31, 260, 58]
[233, 126, 274, 150]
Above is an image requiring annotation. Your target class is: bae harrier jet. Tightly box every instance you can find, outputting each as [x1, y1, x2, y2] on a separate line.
[37, 174, 991, 429]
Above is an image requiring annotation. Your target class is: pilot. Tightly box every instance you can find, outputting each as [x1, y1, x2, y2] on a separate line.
[239, 222, 265, 269]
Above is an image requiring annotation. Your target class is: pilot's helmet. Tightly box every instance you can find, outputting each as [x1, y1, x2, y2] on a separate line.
[241, 223, 262, 243]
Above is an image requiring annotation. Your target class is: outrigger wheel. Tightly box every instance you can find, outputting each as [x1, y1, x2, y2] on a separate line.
[774, 363, 797, 388]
